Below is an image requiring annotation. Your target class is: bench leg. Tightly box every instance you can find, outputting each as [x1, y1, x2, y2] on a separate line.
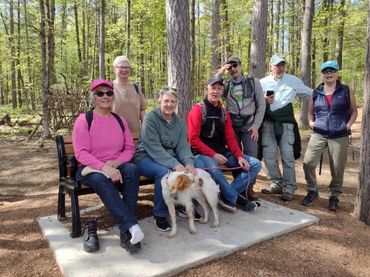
[57, 185, 66, 221]
[70, 190, 82, 238]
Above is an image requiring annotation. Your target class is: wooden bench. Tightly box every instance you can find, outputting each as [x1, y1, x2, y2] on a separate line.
[55, 132, 153, 238]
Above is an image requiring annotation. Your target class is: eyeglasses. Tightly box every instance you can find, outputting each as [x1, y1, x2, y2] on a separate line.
[322, 68, 338, 74]
[115, 66, 131, 70]
[95, 90, 114, 97]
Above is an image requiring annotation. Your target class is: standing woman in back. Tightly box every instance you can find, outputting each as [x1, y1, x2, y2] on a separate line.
[301, 61, 358, 211]
[112, 55, 146, 134]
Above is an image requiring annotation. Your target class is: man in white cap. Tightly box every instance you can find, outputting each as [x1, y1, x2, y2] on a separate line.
[259, 54, 312, 201]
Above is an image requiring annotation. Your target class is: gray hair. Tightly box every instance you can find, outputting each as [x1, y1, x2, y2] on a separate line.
[158, 87, 178, 103]
[113, 55, 130, 67]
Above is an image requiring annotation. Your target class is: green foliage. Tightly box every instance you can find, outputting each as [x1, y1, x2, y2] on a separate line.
[0, 0, 367, 135]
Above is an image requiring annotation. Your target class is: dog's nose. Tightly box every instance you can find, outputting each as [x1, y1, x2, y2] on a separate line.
[170, 192, 179, 200]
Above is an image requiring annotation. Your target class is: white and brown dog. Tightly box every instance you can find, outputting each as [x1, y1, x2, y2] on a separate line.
[161, 168, 220, 238]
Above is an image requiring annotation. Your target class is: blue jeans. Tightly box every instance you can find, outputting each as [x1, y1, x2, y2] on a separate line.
[76, 163, 139, 232]
[195, 153, 261, 204]
[136, 157, 171, 217]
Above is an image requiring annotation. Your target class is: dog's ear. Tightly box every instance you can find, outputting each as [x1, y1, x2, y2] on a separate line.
[173, 174, 192, 193]
[198, 177, 204, 187]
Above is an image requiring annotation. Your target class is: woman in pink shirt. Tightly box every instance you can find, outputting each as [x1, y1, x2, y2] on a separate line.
[72, 79, 144, 254]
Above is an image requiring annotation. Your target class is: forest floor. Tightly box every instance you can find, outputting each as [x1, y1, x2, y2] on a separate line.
[0, 108, 369, 277]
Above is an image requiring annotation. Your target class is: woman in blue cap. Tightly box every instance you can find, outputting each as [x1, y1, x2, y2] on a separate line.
[301, 61, 358, 211]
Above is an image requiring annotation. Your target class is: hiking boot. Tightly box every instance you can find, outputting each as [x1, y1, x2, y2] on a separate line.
[247, 189, 259, 201]
[237, 195, 258, 212]
[177, 205, 202, 221]
[120, 230, 141, 253]
[82, 219, 99, 253]
[218, 195, 236, 213]
[328, 196, 339, 211]
[281, 191, 293, 201]
[261, 185, 283, 195]
[301, 190, 319, 206]
[153, 216, 171, 232]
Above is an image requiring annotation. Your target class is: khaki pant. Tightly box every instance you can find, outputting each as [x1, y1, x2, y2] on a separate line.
[303, 132, 349, 197]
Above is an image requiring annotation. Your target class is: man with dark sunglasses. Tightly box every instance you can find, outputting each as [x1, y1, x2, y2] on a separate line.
[217, 56, 266, 201]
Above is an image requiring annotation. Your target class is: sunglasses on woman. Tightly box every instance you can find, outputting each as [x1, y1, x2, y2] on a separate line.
[228, 63, 239, 69]
[322, 68, 338, 74]
[95, 90, 114, 97]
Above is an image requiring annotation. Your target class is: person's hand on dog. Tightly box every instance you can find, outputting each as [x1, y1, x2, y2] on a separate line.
[238, 157, 250, 170]
[102, 164, 123, 183]
[185, 165, 197, 176]
[174, 164, 186, 172]
[213, 153, 227, 165]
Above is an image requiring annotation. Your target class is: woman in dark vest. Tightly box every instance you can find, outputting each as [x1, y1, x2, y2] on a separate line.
[301, 61, 358, 211]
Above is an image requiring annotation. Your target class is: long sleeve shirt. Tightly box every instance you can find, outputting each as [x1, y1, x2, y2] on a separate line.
[187, 101, 243, 159]
[260, 73, 313, 112]
[72, 112, 135, 170]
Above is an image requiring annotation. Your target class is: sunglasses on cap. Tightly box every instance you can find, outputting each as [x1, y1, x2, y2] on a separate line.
[95, 90, 114, 97]
[322, 68, 338, 74]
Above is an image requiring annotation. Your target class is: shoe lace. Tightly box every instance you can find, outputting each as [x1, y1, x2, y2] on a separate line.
[85, 219, 97, 236]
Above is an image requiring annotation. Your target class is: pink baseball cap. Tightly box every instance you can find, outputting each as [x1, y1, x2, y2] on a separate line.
[90, 79, 113, 91]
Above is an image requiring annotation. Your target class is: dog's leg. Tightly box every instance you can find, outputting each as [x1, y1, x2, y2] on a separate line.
[185, 202, 196, 235]
[195, 194, 209, 224]
[208, 197, 220, 228]
[167, 203, 177, 238]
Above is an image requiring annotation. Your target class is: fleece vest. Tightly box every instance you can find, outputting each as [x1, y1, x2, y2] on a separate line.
[312, 82, 351, 139]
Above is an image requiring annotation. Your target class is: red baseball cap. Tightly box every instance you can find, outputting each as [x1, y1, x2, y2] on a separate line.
[90, 79, 113, 91]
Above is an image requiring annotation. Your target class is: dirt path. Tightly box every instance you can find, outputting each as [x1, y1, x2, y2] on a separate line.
[0, 109, 369, 276]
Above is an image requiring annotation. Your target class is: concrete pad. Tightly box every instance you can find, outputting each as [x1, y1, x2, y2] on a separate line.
[38, 200, 318, 277]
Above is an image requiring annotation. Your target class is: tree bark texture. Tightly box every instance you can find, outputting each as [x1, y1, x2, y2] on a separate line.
[335, 0, 346, 69]
[10, 0, 17, 109]
[221, 0, 231, 58]
[39, 0, 50, 138]
[250, 0, 268, 79]
[354, 0, 370, 226]
[211, 0, 221, 72]
[126, 0, 131, 58]
[74, 1, 82, 64]
[99, 0, 106, 79]
[46, 0, 56, 85]
[300, 0, 314, 128]
[166, 0, 192, 120]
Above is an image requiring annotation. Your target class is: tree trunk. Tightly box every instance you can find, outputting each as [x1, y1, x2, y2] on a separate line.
[274, 0, 281, 53]
[250, 0, 268, 79]
[211, 0, 221, 72]
[354, 0, 370, 226]
[16, 0, 23, 108]
[98, 0, 106, 79]
[46, 0, 56, 85]
[220, 0, 231, 58]
[269, 0, 274, 58]
[190, 0, 196, 97]
[74, 1, 82, 64]
[10, 0, 17, 109]
[299, 0, 314, 128]
[335, 0, 346, 69]
[166, 0, 192, 119]
[39, 0, 50, 138]
[23, 0, 35, 110]
[0, 62, 3, 105]
[126, 0, 131, 58]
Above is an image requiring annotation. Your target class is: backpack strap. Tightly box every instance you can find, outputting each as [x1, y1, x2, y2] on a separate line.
[196, 101, 226, 125]
[85, 110, 94, 131]
[85, 110, 125, 134]
[133, 83, 139, 94]
[111, 112, 125, 133]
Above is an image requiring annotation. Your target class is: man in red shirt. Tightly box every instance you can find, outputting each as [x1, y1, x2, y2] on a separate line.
[188, 76, 261, 212]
